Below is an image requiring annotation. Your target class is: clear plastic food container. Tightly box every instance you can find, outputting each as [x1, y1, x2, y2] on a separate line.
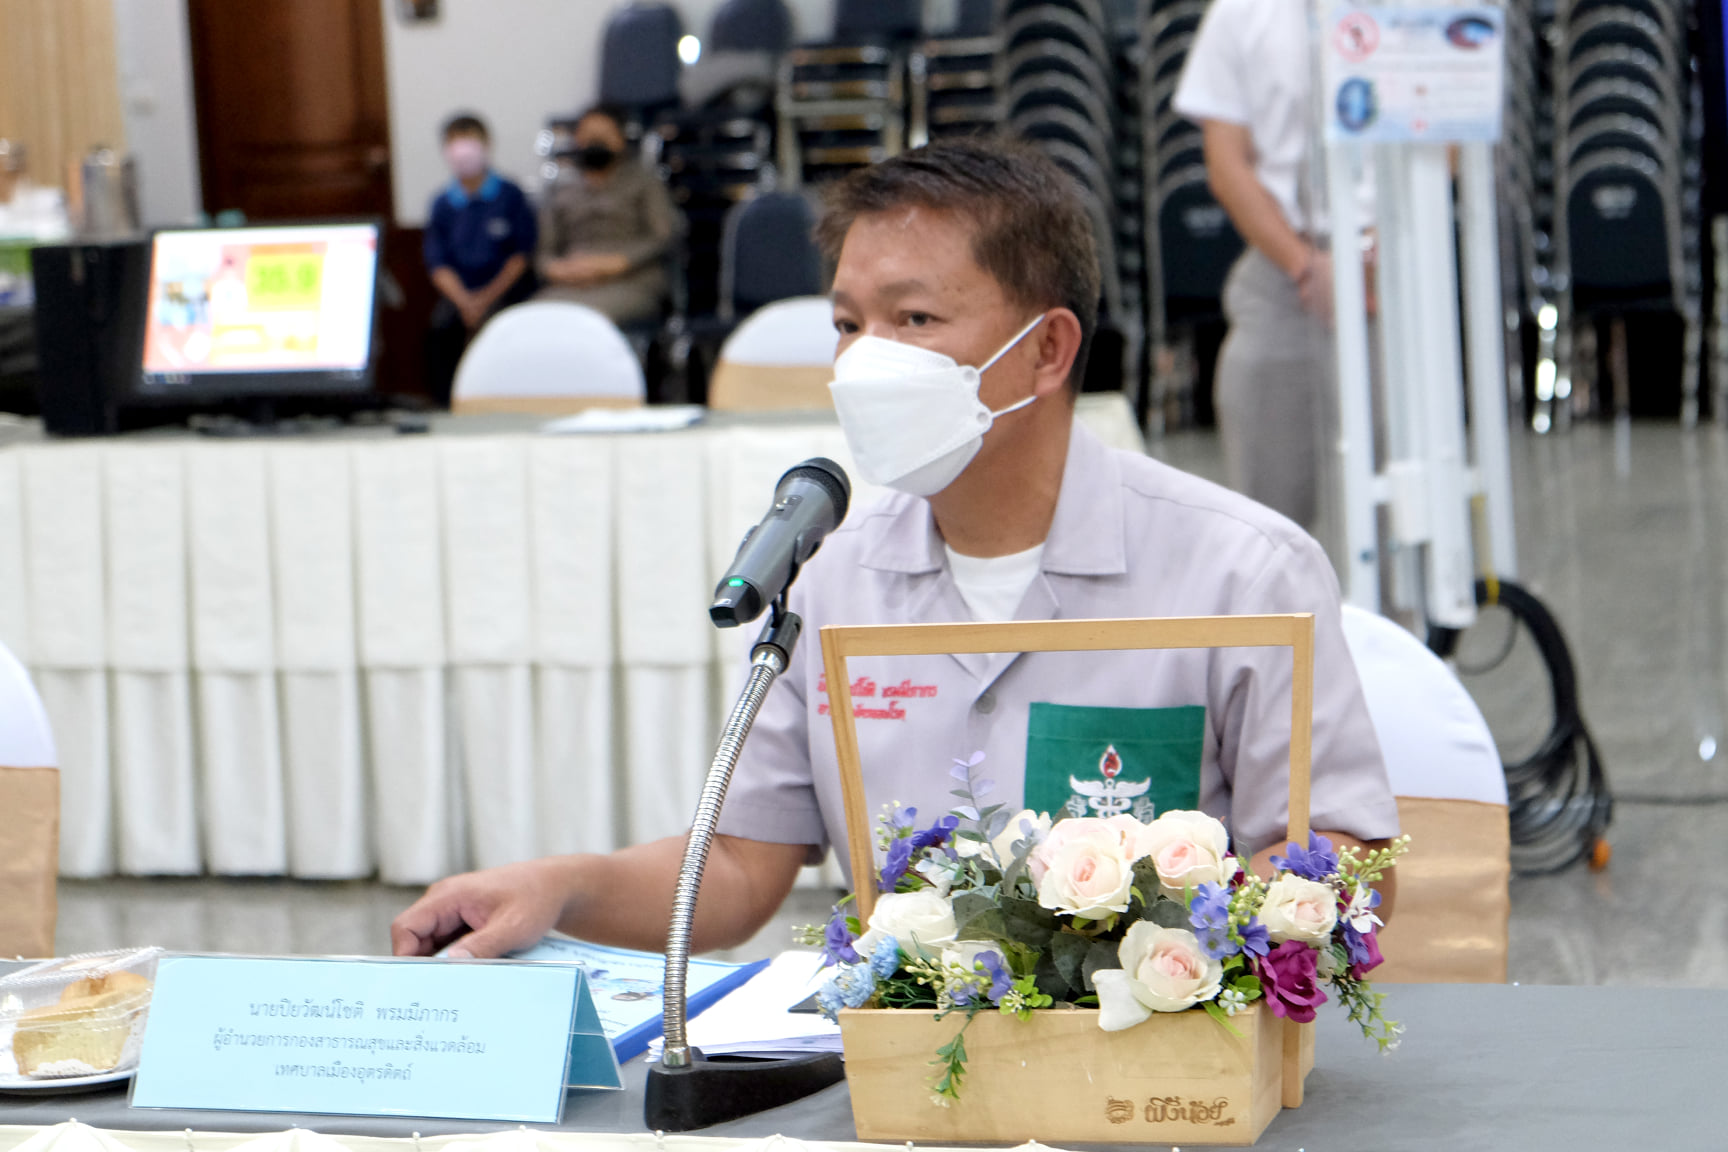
[0, 947, 161, 1078]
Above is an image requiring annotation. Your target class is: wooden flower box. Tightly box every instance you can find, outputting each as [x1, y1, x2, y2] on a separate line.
[819, 615, 1322, 1147]
[839, 1002, 1314, 1145]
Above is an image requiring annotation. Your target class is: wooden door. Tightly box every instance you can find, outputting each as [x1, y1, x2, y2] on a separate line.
[186, 0, 437, 398]
[187, 0, 393, 220]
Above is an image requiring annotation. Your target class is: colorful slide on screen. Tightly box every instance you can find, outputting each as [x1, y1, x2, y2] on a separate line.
[142, 225, 377, 375]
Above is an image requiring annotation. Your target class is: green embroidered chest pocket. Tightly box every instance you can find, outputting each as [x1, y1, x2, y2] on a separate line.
[1024, 702, 1207, 821]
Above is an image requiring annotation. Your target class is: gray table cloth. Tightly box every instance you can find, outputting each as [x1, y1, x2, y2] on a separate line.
[0, 985, 1719, 1149]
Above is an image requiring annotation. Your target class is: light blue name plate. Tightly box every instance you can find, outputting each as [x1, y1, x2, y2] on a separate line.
[132, 955, 621, 1123]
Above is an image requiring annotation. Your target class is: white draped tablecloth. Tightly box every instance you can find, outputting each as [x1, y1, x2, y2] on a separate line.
[0, 399, 1144, 883]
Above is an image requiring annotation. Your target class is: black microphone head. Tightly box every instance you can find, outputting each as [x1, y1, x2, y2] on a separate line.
[780, 457, 851, 522]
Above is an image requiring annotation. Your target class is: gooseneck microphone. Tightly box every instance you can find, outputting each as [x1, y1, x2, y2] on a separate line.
[709, 458, 851, 627]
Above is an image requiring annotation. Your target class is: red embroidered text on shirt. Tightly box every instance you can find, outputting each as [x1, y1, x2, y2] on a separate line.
[817, 701, 907, 720]
[882, 680, 938, 698]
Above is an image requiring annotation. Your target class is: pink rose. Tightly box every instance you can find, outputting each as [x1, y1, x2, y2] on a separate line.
[1028, 817, 1125, 884]
[1256, 939, 1328, 1022]
[1259, 875, 1339, 944]
[1093, 922, 1223, 1030]
[1032, 820, 1135, 919]
[1136, 810, 1232, 896]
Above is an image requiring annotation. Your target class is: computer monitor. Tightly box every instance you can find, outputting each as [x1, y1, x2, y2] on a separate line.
[136, 220, 382, 401]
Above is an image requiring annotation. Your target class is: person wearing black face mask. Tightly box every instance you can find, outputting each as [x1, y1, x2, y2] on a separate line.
[534, 105, 678, 326]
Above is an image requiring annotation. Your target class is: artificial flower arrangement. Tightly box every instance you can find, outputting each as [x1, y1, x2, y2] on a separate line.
[800, 752, 1409, 1106]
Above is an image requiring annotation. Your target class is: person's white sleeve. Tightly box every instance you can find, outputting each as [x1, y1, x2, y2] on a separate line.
[1172, 0, 1252, 125]
[713, 590, 828, 862]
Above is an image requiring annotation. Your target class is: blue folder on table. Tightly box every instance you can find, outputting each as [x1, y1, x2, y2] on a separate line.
[508, 935, 770, 1063]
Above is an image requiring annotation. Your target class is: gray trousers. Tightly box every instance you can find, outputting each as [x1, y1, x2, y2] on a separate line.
[1215, 247, 1340, 557]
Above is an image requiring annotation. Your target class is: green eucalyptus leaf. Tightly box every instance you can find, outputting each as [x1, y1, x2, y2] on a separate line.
[1148, 895, 1189, 929]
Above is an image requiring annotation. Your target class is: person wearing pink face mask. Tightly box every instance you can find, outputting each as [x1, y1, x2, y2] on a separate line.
[423, 112, 539, 407]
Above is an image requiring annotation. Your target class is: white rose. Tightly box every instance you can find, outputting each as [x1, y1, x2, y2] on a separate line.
[1136, 810, 1232, 896]
[854, 889, 958, 958]
[1034, 821, 1135, 919]
[1093, 922, 1224, 1031]
[1259, 874, 1339, 944]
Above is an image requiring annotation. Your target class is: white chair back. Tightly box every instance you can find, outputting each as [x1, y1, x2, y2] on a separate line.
[453, 301, 646, 416]
[1339, 605, 1510, 984]
[1340, 605, 1506, 804]
[0, 637, 57, 957]
[709, 296, 839, 411]
[0, 637, 55, 767]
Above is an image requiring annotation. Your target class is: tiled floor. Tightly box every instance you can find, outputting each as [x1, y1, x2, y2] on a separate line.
[53, 420, 1728, 986]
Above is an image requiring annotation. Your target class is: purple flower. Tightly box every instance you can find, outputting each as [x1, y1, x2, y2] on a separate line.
[891, 805, 918, 831]
[1268, 831, 1339, 882]
[1342, 923, 1384, 979]
[1238, 917, 1272, 958]
[1256, 940, 1328, 1023]
[910, 815, 960, 852]
[1188, 883, 1238, 959]
[979, 950, 1012, 1002]
[879, 838, 916, 891]
[822, 905, 860, 966]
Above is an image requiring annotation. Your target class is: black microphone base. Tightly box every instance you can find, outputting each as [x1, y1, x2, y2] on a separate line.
[643, 1049, 846, 1132]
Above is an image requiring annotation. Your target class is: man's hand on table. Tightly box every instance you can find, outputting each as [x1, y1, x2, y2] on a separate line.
[391, 857, 574, 959]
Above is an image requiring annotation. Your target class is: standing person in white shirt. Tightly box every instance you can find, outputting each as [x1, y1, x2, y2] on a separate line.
[391, 138, 1398, 962]
[1173, 0, 1344, 547]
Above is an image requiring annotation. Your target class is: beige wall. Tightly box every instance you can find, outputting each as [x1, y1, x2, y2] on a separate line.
[0, 0, 126, 198]
[86, 0, 850, 228]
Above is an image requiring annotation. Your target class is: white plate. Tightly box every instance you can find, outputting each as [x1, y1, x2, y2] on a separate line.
[0, 1068, 132, 1095]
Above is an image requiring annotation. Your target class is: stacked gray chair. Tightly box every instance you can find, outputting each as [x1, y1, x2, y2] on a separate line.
[1555, 0, 1704, 420]
[1497, 0, 1557, 428]
[776, 0, 917, 187]
[1136, 0, 1243, 431]
[909, 30, 1004, 145]
[1003, 0, 1137, 393]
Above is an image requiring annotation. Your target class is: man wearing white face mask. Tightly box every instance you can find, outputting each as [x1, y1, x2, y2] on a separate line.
[392, 139, 1398, 961]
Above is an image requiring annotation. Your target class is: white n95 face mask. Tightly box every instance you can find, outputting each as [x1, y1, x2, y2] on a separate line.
[829, 314, 1046, 497]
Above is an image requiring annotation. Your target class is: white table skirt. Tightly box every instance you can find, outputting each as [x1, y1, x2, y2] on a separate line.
[0, 399, 1143, 883]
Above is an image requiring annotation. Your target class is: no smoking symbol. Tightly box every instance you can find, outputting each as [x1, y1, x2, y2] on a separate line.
[1334, 12, 1380, 62]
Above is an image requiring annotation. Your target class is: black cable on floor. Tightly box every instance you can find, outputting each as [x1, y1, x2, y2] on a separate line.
[1429, 579, 1614, 875]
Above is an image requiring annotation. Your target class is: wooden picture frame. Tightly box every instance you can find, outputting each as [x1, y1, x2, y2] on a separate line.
[819, 613, 1318, 1121]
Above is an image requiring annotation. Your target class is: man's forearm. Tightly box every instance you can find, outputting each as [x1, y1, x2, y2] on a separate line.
[430, 266, 471, 307]
[474, 254, 528, 310]
[1201, 121, 1311, 280]
[549, 833, 806, 953]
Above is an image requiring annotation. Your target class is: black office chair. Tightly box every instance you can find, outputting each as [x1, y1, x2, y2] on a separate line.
[721, 190, 823, 319]
[710, 0, 793, 53]
[600, 2, 685, 125]
[835, 0, 922, 41]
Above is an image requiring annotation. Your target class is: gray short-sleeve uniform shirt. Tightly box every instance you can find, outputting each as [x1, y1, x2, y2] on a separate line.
[714, 421, 1399, 874]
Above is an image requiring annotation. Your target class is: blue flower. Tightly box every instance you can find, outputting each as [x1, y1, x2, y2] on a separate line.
[870, 935, 902, 979]
[834, 962, 877, 1009]
[1341, 921, 1374, 969]
[1268, 831, 1339, 882]
[1238, 917, 1272, 958]
[1189, 883, 1239, 959]
[978, 950, 1012, 1002]
[815, 983, 845, 1023]
[822, 906, 860, 966]
[891, 805, 918, 831]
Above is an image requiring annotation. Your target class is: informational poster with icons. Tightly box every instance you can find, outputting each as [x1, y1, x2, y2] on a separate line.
[1320, 5, 1505, 143]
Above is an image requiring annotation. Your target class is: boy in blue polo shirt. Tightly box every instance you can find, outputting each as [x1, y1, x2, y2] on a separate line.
[423, 113, 538, 407]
